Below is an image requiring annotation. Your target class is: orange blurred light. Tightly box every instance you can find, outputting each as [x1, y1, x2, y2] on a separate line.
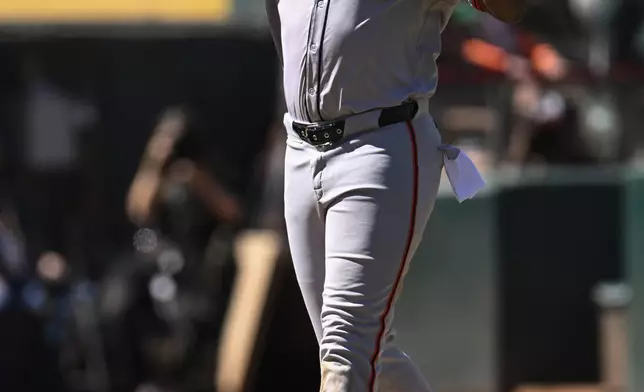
[461, 39, 508, 73]
[531, 43, 567, 81]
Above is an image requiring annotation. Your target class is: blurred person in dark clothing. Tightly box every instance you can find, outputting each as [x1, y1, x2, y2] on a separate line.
[104, 103, 275, 392]
[126, 107, 244, 253]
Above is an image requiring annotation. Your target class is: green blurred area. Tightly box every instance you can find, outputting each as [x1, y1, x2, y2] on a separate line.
[452, 2, 483, 25]
[624, 167, 644, 392]
[395, 165, 643, 392]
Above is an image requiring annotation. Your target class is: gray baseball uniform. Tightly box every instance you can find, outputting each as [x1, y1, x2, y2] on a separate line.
[266, 1, 469, 391]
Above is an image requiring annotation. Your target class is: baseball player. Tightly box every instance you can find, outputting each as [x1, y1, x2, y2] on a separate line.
[266, 0, 525, 391]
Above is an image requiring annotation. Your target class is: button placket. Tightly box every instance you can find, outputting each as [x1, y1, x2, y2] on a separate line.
[306, 0, 326, 121]
[300, 2, 320, 122]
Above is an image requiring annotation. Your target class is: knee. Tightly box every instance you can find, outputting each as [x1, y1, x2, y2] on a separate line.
[320, 297, 382, 349]
[319, 299, 383, 379]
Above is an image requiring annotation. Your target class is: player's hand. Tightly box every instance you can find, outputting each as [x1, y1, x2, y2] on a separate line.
[478, 0, 526, 24]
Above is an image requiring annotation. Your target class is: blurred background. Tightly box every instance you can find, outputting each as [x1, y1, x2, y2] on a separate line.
[0, 1, 642, 392]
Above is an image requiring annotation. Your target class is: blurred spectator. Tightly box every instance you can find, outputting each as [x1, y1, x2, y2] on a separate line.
[106, 92, 277, 390]
[101, 108, 236, 392]
[126, 107, 243, 252]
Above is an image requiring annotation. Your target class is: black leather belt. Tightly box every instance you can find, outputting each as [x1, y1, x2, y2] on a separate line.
[292, 100, 419, 147]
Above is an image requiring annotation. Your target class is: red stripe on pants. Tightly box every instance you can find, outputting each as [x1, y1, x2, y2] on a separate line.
[367, 120, 419, 392]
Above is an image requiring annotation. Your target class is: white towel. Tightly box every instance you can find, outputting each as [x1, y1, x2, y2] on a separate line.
[438, 145, 486, 203]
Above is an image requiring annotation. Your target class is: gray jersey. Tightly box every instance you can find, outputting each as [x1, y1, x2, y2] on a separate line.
[266, 0, 461, 123]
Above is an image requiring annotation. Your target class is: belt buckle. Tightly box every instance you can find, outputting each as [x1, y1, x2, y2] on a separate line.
[292, 123, 313, 143]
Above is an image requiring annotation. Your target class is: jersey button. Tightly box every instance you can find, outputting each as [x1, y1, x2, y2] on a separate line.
[310, 43, 317, 53]
[308, 88, 315, 96]
[317, 1, 324, 8]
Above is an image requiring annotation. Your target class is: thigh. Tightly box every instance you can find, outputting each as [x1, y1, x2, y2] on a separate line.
[322, 113, 442, 306]
[284, 137, 327, 342]
[318, 114, 442, 374]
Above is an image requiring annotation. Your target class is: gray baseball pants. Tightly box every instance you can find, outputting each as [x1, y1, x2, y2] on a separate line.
[283, 107, 443, 392]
